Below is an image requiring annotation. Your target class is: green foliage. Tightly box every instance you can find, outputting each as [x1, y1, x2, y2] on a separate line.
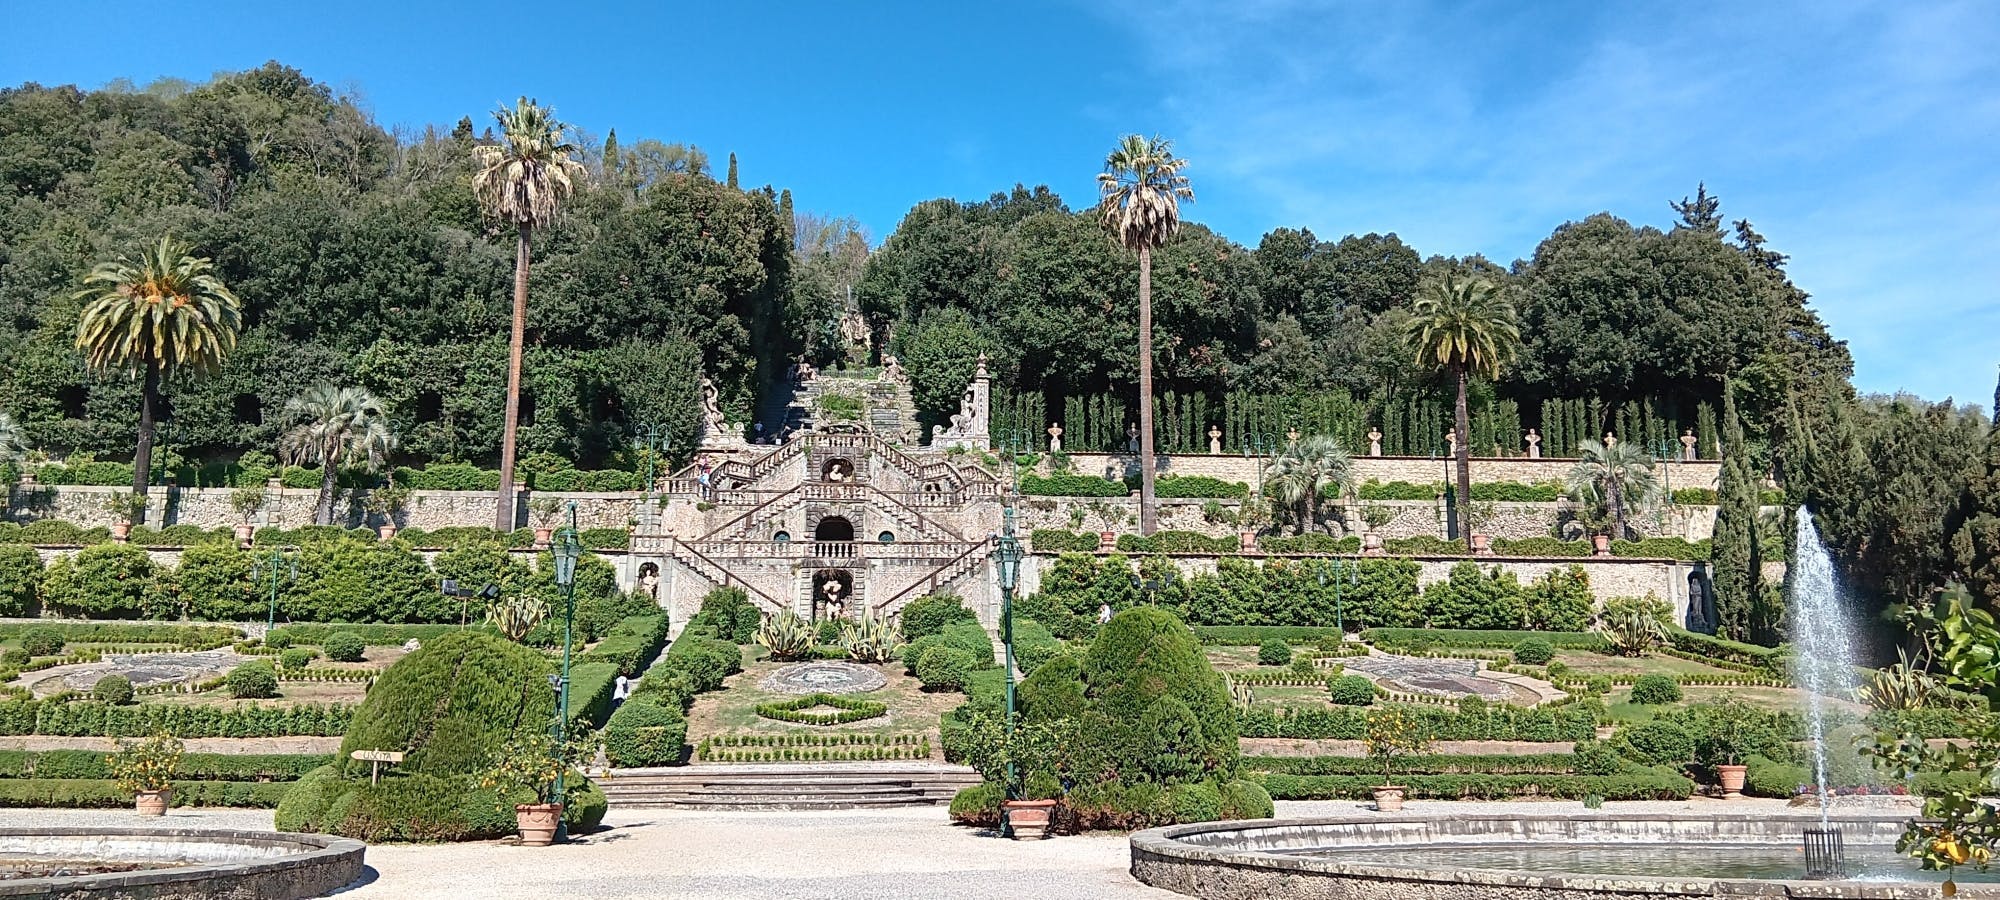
[1363, 627, 1608, 651]
[337, 630, 554, 778]
[1238, 702, 1599, 742]
[947, 781, 1006, 825]
[1193, 625, 1345, 646]
[1524, 565, 1594, 631]
[90, 675, 133, 706]
[1256, 639, 1292, 667]
[1030, 529, 1100, 553]
[322, 632, 366, 663]
[1019, 473, 1128, 497]
[1259, 534, 1361, 554]
[754, 693, 888, 725]
[601, 699, 687, 767]
[915, 645, 975, 692]
[1328, 675, 1376, 706]
[279, 647, 318, 671]
[19, 628, 63, 657]
[1630, 674, 1683, 705]
[1255, 766, 1692, 801]
[1116, 531, 1240, 554]
[0, 698, 349, 738]
[696, 588, 760, 644]
[1616, 719, 1695, 767]
[227, 662, 279, 699]
[0, 778, 291, 809]
[1152, 475, 1249, 499]
[754, 611, 817, 662]
[1421, 562, 1527, 630]
[40, 543, 159, 618]
[1513, 637, 1555, 666]
[0, 546, 42, 616]
[898, 592, 976, 641]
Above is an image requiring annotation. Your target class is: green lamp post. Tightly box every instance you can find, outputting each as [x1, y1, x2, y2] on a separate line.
[631, 422, 672, 501]
[548, 504, 581, 842]
[253, 545, 298, 635]
[1319, 558, 1359, 635]
[994, 503, 1023, 833]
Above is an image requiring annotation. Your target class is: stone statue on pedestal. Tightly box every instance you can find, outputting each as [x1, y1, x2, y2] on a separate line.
[1047, 423, 1063, 453]
[1286, 426, 1300, 446]
[1126, 423, 1139, 453]
[699, 377, 734, 446]
[929, 352, 992, 450]
[1208, 425, 1222, 455]
[1445, 429, 1456, 455]
[1680, 429, 1697, 461]
[1525, 429, 1542, 458]
[1604, 432, 1618, 449]
[1367, 428, 1383, 456]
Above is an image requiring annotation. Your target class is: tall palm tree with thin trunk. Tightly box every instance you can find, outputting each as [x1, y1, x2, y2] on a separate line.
[1405, 273, 1519, 544]
[1263, 434, 1352, 534]
[1565, 438, 1660, 540]
[1098, 134, 1193, 536]
[75, 237, 243, 519]
[473, 97, 586, 530]
[279, 385, 397, 526]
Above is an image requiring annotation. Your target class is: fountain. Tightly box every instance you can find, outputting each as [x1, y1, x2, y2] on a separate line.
[1790, 508, 1859, 876]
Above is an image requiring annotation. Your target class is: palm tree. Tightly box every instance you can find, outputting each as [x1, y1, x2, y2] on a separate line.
[74, 237, 243, 515]
[472, 97, 586, 530]
[1565, 438, 1660, 539]
[279, 385, 397, 526]
[1264, 435, 1352, 534]
[1097, 134, 1193, 537]
[1404, 273, 1519, 543]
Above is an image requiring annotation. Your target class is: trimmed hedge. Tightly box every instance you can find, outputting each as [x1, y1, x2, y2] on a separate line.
[1363, 628, 1610, 652]
[0, 778, 293, 808]
[1195, 625, 1344, 646]
[1259, 534, 1361, 554]
[1117, 531, 1240, 554]
[1019, 473, 1128, 497]
[755, 693, 888, 725]
[0, 750, 330, 781]
[0, 700, 350, 737]
[1665, 628, 1781, 668]
[0, 623, 239, 648]
[1239, 703, 1599, 742]
[1245, 754, 1581, 776]
[266, 623, 462, 647]
[1151, 475, 1249, 499]
[336, 630, 555, 778]
[1030, 529, 1101, 553]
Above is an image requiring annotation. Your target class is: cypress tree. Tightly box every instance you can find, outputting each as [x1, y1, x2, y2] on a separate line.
[1949, 370, 2000, 609]
[778, 189, 794, 241]
[726, 152, 739, 188]
[1712, 385, 1761, 640]
[602, 128, 620, 179]
[1696, 402, 1719, 460]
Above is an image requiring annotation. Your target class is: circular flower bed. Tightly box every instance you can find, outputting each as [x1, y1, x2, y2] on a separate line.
[754, 693, 888, 726]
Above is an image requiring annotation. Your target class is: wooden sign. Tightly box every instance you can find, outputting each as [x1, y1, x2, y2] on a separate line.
[351, 749, 405, 784]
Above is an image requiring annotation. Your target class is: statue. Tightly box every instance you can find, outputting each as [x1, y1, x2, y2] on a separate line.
[638, 563, 660, 601]
[1287, 426, 1300, 446]
[1367, 428, 1383, 457]
[699, 377, 732, 446]
[929, 353, 991, 449]
[1208, 425, 1222, 455]
[1525, 428, 1542, 458]
[819, 579, 847, 618]
[1126, 423, 1140, 453]
[1680, 429, 1698, 461]
[1604, 432, 1617, 449]
[1047, 422, 1063, 453]
[1445, 429, 1456, 455]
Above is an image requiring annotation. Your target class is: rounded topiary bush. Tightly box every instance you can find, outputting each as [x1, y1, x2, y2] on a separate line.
[279, 647, 319, 671]
[2, 648, 29, 667]
[899, 593, 976, 641]
[1513, 637, 1555, 666]
[1257, 638, 1292, 667]
[20, 628, 63, 658]
[1218, 779, 1274, 819]
[947, 781, 1004, 826]
[322, 632, 366, 663]
[227, 661, 279, 699]
[91, 674, 134, 706]
[1167, 780, 1223, 823]
[915, 645, 973, 692]
[1631, 674, 1683, 705]
[1620, 719, 1695, 768]
[337, 629, 555, 778]
[1328, 674, 1377, 706]
[263, 630, 295, 650]
[602, 698, 688, 767]
[1585, 675, 1612, 695]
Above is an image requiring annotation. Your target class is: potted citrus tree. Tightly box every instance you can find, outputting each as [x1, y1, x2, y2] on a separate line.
[363, 484, 408, 540]
[481, 730, 596, 846]
[229, 486, 264, 547]
[109, 732, 183, 816]
[528, 497, 563, 549]
[1696, 695, 1765, 800]
[103, 491, 148, 542]
[1365, 706, 1431, 812]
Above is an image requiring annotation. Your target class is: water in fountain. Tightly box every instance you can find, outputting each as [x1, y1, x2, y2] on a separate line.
[1789, 507, 1857, 828]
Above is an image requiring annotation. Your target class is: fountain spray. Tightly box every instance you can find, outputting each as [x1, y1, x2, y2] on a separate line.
[1789, 508, 1856, 830]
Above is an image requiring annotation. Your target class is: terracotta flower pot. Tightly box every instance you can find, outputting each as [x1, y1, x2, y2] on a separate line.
[534, 527, 554, 550]
[1717, 764, 1748, 800]
[134, 788, 171, 817]
[1372, 786, 1406, 812]
[1362, 533, 1385, 557]
[1470, 533, 1493, 556]
[377, 524, 398, 541]
[234, 524, 255, 548]
[1591, 534, 1612, 556]
[1239, 531, 1258, 553]
[1097, 531, 1116, 551]
[111, 522, 132, 543]
[1002, 798, 1058, 841]
[515, 802, 563, 846]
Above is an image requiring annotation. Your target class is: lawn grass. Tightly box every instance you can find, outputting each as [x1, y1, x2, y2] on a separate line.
[1602, 684, 1828, 723]
[681, 649, 955, 756]
[1553, 651, 1741, 678]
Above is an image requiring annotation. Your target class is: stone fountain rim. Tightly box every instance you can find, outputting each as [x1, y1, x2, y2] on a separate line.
[1131, 813, 1991, 898]
[0, 827, 363, 898]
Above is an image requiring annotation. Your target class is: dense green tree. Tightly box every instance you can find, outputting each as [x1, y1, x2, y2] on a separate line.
[1263, 434, 1350, 534]
[1950, 377, 2000, 612]
[1712, 386, 1761, 640]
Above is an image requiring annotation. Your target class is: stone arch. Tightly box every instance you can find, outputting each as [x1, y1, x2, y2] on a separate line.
[813, 569, 854, 620]
[821, 457, 855, 482]
[814, 516, 855, 543]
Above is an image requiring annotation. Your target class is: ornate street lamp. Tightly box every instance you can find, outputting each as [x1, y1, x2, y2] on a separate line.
[253, 545, 298, 635]
[549, 503, 581, 842]
[631, 422, 672, 501]
[1319, 558, 1360, 635]
[994, 501, 1025, 833]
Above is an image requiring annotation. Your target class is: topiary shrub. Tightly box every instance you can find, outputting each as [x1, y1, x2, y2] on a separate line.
[279, 648, 319, 671]
[948, 781, 1004, 826]
[1619, 720, 1695, 768]
[1, 648, 27, 666]
[1167, 780, 1222, 822]
[602, 698, 687, 767]
[274, 763, 346, 832]
[695, 587, 759, 644]
[899, 593, 976, 641]
[263, 630, 295, 650]
[1257, 638, 1292, 667]
[1630, 674, 1683, 705]
[20, 628, 63, 658]
[227, 662, 279, 699]
[39, 543, 159, 618]
[915, 646, 974, 692]
[337, 629, 555, 778]
[323, 632, 366, 663]
[1218, 779, 1275, 819]
[90, 675, 133, 706]
[0, 545, 43, 617]
[172, 543, 258, 621]
[1328, 674, 1377, 706]
[1513, 637, 1555, 666]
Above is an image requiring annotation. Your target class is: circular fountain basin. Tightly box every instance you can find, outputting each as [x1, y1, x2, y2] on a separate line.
[1130, 813, 1997, 899]
[0, 827, 362, 899]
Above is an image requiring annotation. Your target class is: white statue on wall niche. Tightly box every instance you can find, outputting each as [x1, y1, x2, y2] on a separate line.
[1367, 428, 1383, 456]
[930, 352, 992, 449]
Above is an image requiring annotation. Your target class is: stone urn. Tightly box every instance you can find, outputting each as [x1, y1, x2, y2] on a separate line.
[514, 802, 563, 846]
[1591, 534, 1612, 556]
[1097, 530, 1116, 552]
[1372, 786, 1406, 812]
[234, 524, 255, 548]
[134, 788, 171, 817]
[1717, 764, 1748, 800]
[534, 528, 555, 550]
[1362, 533, 1385, 557]
[377, 523, 398, 541]
[1002, 799, 1058, 841]
[111, 521, 132, 543]
[1470, 533, 1493, 556]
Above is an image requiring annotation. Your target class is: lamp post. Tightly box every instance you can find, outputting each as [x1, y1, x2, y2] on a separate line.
[1131, 570, 1178, 605]
[631, 422, 672, 501]
[549, 502, 581, 843]
[994, 503, 1023, 832]
[253, 546, 297, 635]
[1245, 431, 1279, 499]
[1319, 558, 1359, 635]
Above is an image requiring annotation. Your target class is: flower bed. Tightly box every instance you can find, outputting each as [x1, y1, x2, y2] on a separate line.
[695, 733, 929, 762]
[753, 693, 888, 726]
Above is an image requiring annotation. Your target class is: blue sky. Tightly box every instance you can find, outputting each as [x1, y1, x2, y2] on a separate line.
[7, 0, 1995, 405]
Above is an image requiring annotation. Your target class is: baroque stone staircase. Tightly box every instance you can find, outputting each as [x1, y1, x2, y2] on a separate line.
[601, 762, 982, 810]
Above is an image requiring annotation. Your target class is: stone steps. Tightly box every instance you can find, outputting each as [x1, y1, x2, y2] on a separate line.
[602, 763, 982, 811]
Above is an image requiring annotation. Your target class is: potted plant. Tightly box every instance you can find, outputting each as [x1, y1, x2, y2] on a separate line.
[229, 487, 265, 547]
[1467, 501, 1499, 555]
[1365, 706, 1432, 812]
[103, 491, 148, 541]
[363, 484, 409, 540]
[480, 730, 598, 846]
[1696, 696, 1763, 800]
[1236, 496, 1273, 553]
[528, 497, 563, 549]
[109, 731, 183, 816]
[1360, 504, 1394, 556]
[996, 722, 1062, 841]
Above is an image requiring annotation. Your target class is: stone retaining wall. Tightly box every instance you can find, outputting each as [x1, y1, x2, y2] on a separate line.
[6, 484, 639, 532]
[1057, 452, 1722, 492]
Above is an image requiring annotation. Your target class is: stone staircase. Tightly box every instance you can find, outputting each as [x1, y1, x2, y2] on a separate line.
[601, 763, 982, 810]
